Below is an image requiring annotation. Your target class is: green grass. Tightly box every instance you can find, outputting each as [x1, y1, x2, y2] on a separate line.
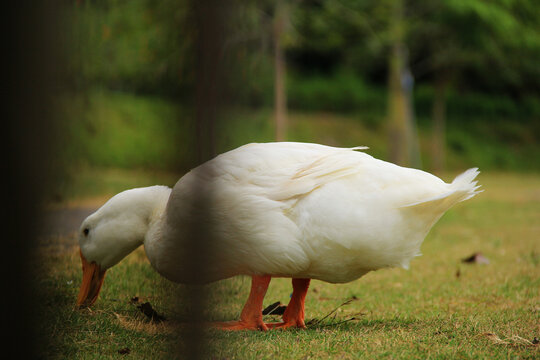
[36, 171, 539, 359]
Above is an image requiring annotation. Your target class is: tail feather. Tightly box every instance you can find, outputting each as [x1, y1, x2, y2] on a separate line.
[395, 169, 481, 269]
[450, 167, 483, 202]
[400, 168, 482, 214]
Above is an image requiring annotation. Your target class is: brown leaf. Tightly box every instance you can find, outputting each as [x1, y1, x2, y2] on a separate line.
[462, 252, 490, 264]
[118, 347, 130, 355]
[137, 302, 166, 323]
[262, 301, 287, 315]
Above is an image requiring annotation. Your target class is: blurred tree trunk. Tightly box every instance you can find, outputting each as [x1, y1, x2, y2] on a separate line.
[387, 0, 410, 166]
[432, 74, 448, 173]
[403, 62, 422, 169]
[274, 0, 287, 142]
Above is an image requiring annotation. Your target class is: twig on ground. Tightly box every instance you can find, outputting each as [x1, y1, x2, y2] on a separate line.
[306, 297, 362, 328]
[479, 333, 539, 348]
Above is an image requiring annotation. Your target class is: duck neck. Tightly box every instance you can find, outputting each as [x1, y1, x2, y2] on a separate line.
[146, 186, 172, 224]
[143, 186, 173, 270]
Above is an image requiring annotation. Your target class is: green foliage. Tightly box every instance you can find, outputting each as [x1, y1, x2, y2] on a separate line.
[287, 70, 386, 114]
[71, 0, 168, 93]
[69, 0, 275, 101]
[287, 71, 540, 122]
[428, 0, 540, 94]
[289, 0, 540, 96]
[69, 0, 540, 99]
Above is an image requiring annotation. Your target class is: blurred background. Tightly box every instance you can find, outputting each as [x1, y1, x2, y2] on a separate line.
[52, 0, 539, 202]
[7, 1, 537, 358]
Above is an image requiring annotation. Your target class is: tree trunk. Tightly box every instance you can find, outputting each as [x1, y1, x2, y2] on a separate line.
[404, 63, 422, 169]
[274, 0, 287, 142]
[387, 0, 410, 166]
[432, 75, 447, 173]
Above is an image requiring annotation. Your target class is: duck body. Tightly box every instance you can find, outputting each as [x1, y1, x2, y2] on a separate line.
[144, 142, 479, 284]
[78, 142, 480, 330]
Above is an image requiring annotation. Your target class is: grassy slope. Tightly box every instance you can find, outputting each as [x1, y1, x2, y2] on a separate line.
[37, 171, 539, 359]
[57, 90, 539, 180]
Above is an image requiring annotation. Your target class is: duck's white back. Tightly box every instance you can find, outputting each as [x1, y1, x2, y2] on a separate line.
[148, 142, 479, 284]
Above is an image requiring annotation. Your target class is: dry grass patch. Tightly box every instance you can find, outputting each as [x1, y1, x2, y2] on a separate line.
[114, 312, 175, 335]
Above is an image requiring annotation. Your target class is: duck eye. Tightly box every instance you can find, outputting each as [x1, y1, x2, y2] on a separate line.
[83, 228, 89, 236]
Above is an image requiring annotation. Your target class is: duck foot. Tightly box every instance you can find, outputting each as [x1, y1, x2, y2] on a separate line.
[265, 278, 310, 330]
[210, 320, 305, 331]
[210, 320, 269, 331]
[211, 275, 271, 331]
[265, 321, 306, 330]
[209, 276, 310, 331]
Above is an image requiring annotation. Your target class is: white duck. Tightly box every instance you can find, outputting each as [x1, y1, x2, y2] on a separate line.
[76, 142, 481, 330]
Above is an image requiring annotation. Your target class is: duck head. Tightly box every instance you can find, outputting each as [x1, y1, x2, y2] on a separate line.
[76, 186, 171, 307]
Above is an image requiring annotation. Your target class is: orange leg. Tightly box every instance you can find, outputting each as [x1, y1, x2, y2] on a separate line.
[212, 275, 271, 331]
[267, 278, 311, 329]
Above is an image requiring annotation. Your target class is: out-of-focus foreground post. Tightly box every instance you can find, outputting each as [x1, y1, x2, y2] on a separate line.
[5, 1, 66, 356]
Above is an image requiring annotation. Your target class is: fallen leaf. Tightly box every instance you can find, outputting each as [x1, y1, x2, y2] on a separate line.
[462, 252, 490, 264]
[137, 302, 166, 323]
[118, 347, 130, 355]
[262, 301, 287, 315]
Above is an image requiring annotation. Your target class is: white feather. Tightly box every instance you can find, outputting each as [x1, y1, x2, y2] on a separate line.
[80, 142, 481, 285]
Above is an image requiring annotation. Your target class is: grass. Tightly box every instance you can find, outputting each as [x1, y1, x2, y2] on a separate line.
[35, 170, 539, 359]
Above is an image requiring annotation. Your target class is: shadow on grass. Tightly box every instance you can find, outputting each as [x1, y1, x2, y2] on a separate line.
[306, 317, 423, 332]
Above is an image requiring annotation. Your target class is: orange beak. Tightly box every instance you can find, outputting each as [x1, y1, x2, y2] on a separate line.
[76, 249, 107, 307]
